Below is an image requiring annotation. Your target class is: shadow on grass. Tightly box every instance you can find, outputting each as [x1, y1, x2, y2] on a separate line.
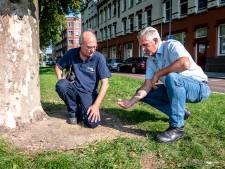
[39, 66, 55, 75]
[101, 107, 168, 138]
[41, 101, 168, 138]
[41, 102, 67, 120]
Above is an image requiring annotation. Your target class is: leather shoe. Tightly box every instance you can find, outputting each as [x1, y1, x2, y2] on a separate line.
[156, 126, 184, 143]
[184, 110, 191, 120]
[67, 117, 77, 125]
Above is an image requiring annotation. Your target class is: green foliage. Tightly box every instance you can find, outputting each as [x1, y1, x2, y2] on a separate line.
[39, 0, 82, 49]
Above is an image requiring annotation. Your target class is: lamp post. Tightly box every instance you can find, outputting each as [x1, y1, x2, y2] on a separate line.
[168, 0, 173, 39]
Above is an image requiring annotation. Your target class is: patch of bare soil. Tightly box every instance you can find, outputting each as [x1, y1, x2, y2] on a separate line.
[141, 153, 165, 169]
[1, 110, 146, 153]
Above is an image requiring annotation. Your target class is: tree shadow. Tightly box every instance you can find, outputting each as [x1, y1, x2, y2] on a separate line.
[39, 67, 55, 75]
[42, 101, 168, 139]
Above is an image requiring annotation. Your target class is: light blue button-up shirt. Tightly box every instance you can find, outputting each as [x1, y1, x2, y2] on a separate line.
[145, 39, 208, 84]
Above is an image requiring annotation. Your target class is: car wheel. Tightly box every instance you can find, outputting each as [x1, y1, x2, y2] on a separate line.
[132, 67, 136, 74]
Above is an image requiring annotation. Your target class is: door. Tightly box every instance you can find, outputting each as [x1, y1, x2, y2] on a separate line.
[196, 42, 207, 70]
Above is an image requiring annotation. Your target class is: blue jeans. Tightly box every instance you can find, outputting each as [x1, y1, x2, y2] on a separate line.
[55, 79, 101, 128]
[141, 73, 211, 127]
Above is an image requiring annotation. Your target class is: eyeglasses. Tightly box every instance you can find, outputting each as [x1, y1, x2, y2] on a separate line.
[85, 45, 97, 50]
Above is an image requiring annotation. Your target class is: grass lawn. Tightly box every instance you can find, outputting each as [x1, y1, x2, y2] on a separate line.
[0, 67, 225, 169]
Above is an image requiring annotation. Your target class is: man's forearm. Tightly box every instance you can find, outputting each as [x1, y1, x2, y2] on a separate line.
[130, 80, 152, 104]
[55, 65, 63, 80]
[93, 78, 109, 108]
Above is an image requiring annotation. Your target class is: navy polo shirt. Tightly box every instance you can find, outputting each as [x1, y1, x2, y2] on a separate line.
[56, 48, 111, 93]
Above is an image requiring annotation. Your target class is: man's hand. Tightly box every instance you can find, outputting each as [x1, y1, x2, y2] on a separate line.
[117, 99, 135, 109]
[87, 105, 100, 122]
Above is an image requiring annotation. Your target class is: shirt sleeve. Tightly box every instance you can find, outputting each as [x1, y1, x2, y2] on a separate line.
[145, 58, 154, 80]
[97, 54, 112, 80]
[56, 49, 74, 70]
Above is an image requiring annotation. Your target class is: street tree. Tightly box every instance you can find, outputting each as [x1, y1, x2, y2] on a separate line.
[0, 0, 81, 128]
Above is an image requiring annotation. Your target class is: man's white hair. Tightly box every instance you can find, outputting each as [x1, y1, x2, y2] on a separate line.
[138, 26, 161, 41]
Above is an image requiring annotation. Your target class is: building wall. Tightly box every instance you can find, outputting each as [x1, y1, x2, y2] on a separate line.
[81, 0, 225, 72]
[53, 16, 81, 60]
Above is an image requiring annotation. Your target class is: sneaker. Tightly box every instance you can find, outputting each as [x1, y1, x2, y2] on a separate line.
[156, 126, 184, 143]
[67, 117, 77, 125]
[184, 110, 191, 120]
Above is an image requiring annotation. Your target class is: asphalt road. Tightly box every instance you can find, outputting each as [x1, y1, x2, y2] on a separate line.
[113, 73, 225, 94]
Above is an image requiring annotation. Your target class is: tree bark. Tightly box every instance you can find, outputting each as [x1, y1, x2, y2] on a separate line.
[0, 0, 45, 128]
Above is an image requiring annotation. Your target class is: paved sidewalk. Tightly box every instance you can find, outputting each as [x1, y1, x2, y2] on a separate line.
[205, 72, 225, 79]
[113, 72, 225, 93]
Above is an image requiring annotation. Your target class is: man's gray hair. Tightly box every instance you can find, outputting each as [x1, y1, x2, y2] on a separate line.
[138, 26, 161, 41]
[79, 29, 96, 44]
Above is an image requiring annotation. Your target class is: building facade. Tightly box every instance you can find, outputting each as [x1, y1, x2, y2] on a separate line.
[81, 0, 225, 72]
[53, 16, 81, 60]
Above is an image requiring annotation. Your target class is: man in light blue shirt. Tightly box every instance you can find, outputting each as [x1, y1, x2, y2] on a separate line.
[118, 26, 211, 143]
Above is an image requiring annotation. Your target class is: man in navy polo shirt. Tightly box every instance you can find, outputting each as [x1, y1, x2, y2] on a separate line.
[55, 30, 111, 128]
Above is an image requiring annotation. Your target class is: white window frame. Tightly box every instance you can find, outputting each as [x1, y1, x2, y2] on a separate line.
[218, 24, 225, 56]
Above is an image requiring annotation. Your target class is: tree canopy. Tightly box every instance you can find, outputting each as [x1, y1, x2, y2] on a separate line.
[39, 0, 82, 50]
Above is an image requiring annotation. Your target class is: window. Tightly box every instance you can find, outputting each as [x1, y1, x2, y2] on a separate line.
[108, 4, 111, 19]
[218, 24, 225, 55]
[123, 0, 126, 11]
[100, 10, 103, 24]
[113, 2, 116, 16]
[108, 25, 112, 38]
[100, 29, 103, 40]
[113, 23, 117, 37]
[122, 19, 127, 34]
[198, 0, 207, 11]
[196, 27, 207, 38]
[173, 32, 186, 45]
[68, 31, 73, 36]
[110, 46, 117, 59]
[130, 16, 134, 32]
[68, 22, 73, 27]
[104, 7, 107, 21]
[165, 0, 172, 21]
[136, 0, 142, 4]
[138, 13, 142, 30]
[166, 0, 172, 21]
[129, 0, 134, 8]
[146, 9, 151, 26]
[75, 22, 80, 27]
[124, 43, 133, 59]
[75, 31, 79, 36]
[104, 27, 108, 39]
[180, 0, 188, 16]
[68, 40, 73, 45]
[220, 0, 225, 4]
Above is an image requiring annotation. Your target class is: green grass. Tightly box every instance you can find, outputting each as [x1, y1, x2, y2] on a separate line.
[0, 66, 225, 169]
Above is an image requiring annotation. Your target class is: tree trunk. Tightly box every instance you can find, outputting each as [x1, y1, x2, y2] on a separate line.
[0, 0, 45, 128]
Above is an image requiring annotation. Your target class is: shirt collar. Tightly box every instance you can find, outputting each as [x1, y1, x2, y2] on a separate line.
[156, 41, 163, 55]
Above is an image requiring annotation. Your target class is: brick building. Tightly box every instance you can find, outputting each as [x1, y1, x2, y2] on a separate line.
[81, 0, 225, 72]
[53, 16, 81, 60]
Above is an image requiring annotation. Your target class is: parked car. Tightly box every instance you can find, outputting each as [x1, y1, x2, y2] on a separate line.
[107, 58, 122, 71]
[117, 57, 147, 74]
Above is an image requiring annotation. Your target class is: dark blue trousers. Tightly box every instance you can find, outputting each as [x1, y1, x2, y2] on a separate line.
[55, 79, 101, 128]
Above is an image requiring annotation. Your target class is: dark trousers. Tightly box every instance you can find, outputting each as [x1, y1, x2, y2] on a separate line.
[55, 79, 100, 128]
